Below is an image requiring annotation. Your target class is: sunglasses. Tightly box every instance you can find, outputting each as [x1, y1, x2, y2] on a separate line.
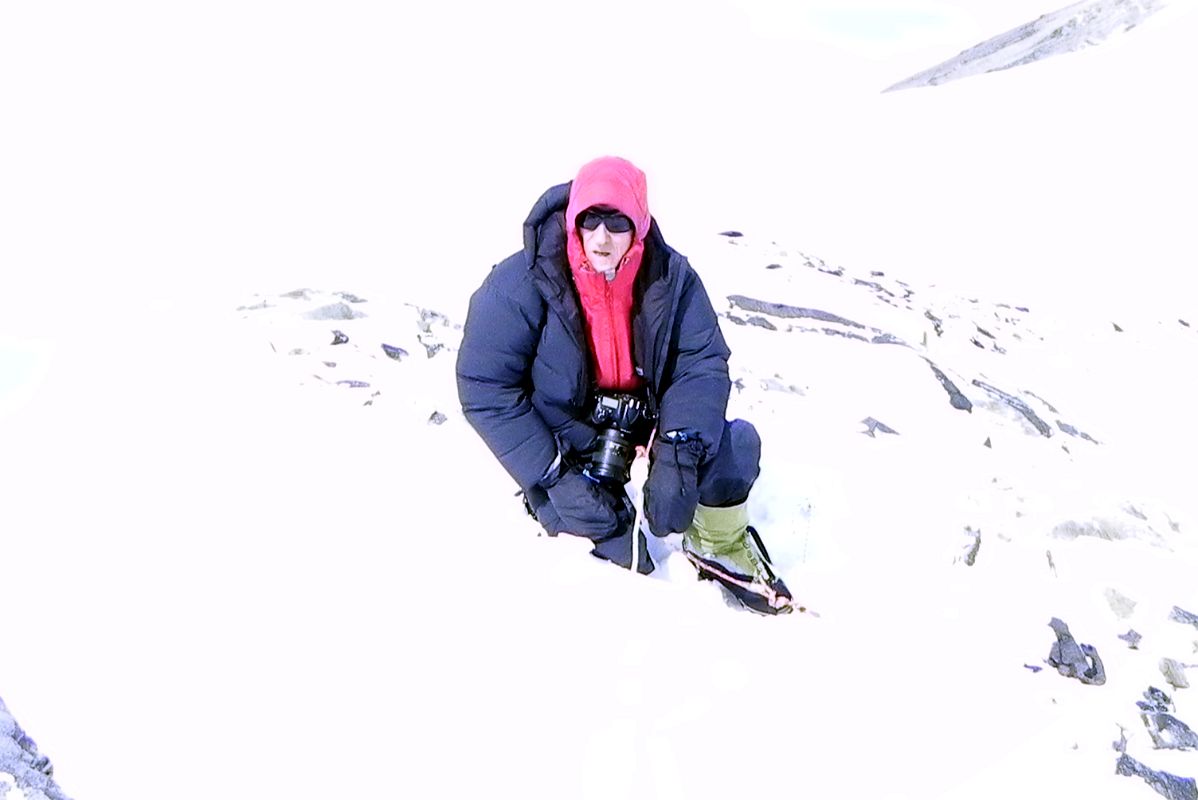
[577, 207, 634, 234]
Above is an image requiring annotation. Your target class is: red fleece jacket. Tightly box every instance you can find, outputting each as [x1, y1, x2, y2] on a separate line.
[565, 157, 652, 392]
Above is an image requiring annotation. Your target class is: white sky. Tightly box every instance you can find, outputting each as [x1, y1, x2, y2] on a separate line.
[2, 3, 1197, 799]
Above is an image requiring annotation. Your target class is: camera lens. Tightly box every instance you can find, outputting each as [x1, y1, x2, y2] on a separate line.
[587, 428, 636, 485]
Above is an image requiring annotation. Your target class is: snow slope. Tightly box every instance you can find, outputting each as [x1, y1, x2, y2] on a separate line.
[2, 1, 1197, 799]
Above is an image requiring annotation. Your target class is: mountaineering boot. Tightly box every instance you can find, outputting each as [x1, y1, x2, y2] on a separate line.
[682, 502, 794, 615]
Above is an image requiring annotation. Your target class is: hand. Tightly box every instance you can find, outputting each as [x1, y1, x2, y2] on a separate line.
[643, 433, 705, 536]
[544, 468, 618, 539]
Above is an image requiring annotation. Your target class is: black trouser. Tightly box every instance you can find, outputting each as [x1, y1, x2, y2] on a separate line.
[526, 419, 761, 574]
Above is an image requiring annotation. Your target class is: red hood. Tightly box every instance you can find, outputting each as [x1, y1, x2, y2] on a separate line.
[565, 156, 651, 275]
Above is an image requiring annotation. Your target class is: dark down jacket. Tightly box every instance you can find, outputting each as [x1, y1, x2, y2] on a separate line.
[455, 182, 732, 497]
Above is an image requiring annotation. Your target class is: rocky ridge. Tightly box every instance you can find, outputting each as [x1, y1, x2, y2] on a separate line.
[886, 0, 1167, 91]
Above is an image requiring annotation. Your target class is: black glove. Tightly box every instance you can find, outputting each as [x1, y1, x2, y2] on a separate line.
[543, 467, 618, 539]
[643, 432, 705, 536]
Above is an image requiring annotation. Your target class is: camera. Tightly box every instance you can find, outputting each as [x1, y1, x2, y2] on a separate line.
[584, 392, 656, 486]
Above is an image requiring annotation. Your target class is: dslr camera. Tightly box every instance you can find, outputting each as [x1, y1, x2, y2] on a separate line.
[583, 392, 656, 486]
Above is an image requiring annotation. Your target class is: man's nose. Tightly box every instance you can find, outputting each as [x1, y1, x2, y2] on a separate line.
[593, 224, 611, 241]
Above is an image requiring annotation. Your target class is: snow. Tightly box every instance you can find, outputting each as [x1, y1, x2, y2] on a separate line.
[2, 2, 1197, 799]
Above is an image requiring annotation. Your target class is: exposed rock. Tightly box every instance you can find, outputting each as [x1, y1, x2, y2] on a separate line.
[336, 291, 367, 303]
[719, 231, 743, 238]
[925, 360, 973, 411]
[429, 411, 447, 425]
[746, 316, 777, 331]
[861, 417, 899, 438]
[1116, 753, 1197, 800]
[1160, 658, 1190, 690]
[419, 336, 446, 358]
[1056, 420, 1099, 444]
[1046, 617, 1106, 685]
[726, 295, 866, 329]
[821, 328, 869, 343]
[1022, 389, 1059, 413]
[381, 343, 408, 361]
[1120, 629, 1143, 649]
[887, 0, 1167, 92]
[765, 263, 782, 270]
[336, 380, 370, 389]
[924, 310, 944, 336]
[1171, 607, 1198, 631]
[1139, 687, 1174, 714]
[956, 526, 981, 566]
[330, 330, 349, 345]
[971, 379, 1053, 437]
[1142, 710, 1198, 751]
[0, 696, 71, 800]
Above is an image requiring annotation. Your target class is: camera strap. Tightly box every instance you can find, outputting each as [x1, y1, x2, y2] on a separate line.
[629, 424, 657, 572]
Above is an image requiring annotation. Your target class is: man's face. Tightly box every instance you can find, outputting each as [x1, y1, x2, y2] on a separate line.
[578, 208, 634, 275]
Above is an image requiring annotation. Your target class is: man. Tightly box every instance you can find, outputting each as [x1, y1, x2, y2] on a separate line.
[456, 156, 792, 614]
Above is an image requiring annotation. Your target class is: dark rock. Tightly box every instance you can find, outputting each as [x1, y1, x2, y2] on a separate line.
[336, 380, 371, 388]
[765, 263, 783, 270]
[429, 411, 447, 425]
[983, 437, 992, 448]
[970, 338, 986, 349]
[1119, 630, 1143, 649]
[322, 361, 337, 368]
[727, 295, 866, 329]
[870, 333, 905, 345]
[337, 291, 367, 303]
[959, 526, 981, 566]
[972, 379, 1053, 437]
[1114, 322, 1124, 332]
[0, 695, 72, 799]
[746, 316, 777, 331]
[1055, 420, 1099, 444]
[719, 231, 743, 238]
[725, 314, 748, 326]
[330, 330, 349, 345]
[1116, 753, 1197, 800]
[306, 302, 364, 321]
[1142, 710, 1198, 751]
[853, 278, 895, 297]
[1024, 663, 1043, 673]
[1170, 607, 1198, 630]
[381, 343, 408, 361]
[1182, 320, 1191, 328]
[281, 288, 311, 299]
[870, 270, 885, 277]
[419, 336, 446, 358]
[821, 328, 869, 343]
[924, 310, 944, 336]
[289, 347, 306, 356]
[1046, 617, 1106, 685]
[925, 360, 973, 412]
[861, 417, 899, 438]
[1139, 687, 1175, 714]
[975, 325, 996, 339]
